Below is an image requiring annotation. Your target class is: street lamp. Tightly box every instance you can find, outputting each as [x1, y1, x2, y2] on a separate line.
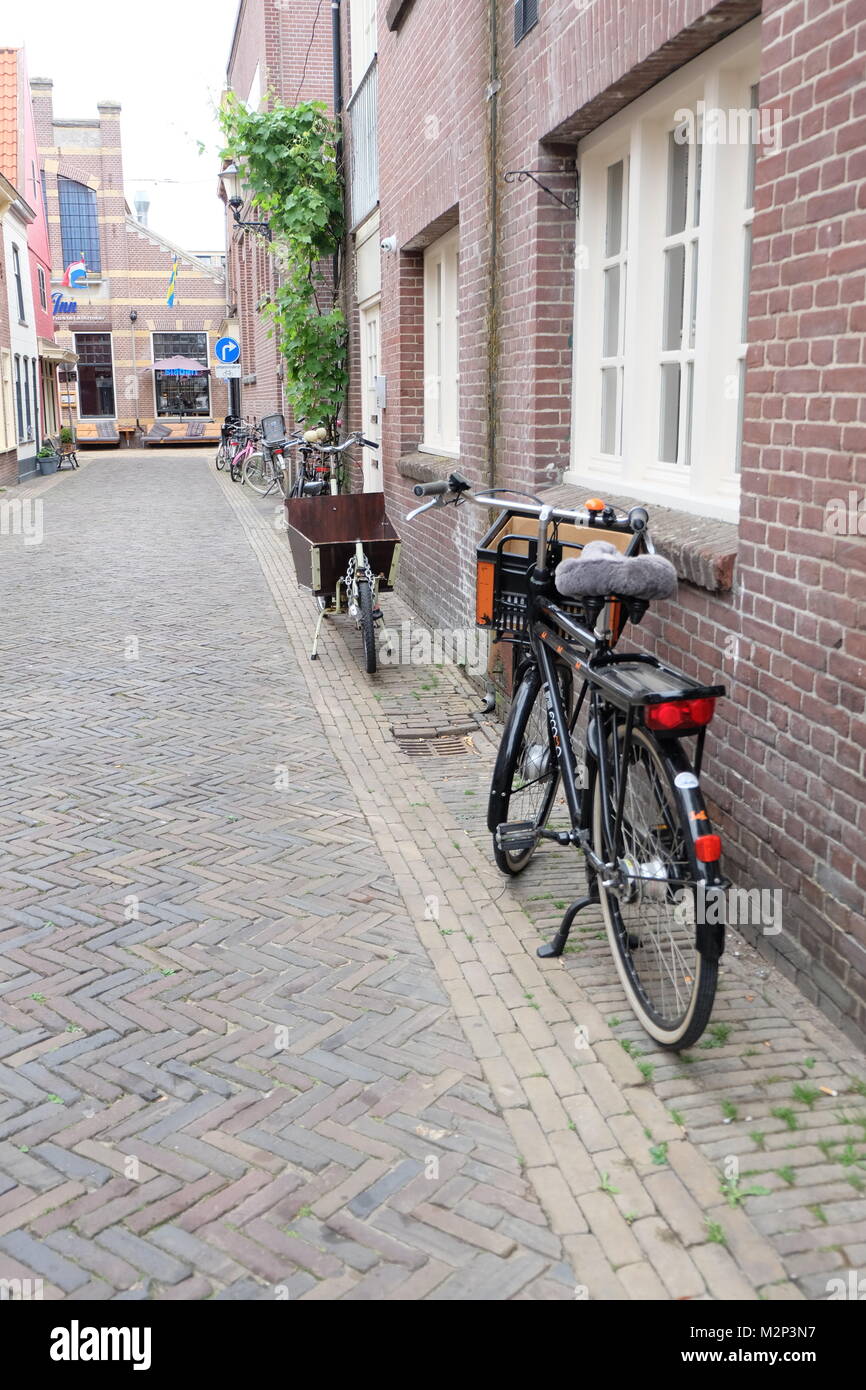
[219, 162, 272, 240]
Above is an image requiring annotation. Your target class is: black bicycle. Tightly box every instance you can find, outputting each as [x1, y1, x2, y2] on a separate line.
[408, 475, 727, 1048]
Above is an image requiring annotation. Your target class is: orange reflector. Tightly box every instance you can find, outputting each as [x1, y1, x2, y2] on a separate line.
[585, 497, 605, 512]
[476, 559, 495, 627]
[695, 834, 722, 863]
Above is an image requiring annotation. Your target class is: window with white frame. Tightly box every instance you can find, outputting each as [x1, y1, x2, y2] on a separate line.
[350, 0, 377, 91]
[422, 227, 460, 456]
[568, 21, 762, 521]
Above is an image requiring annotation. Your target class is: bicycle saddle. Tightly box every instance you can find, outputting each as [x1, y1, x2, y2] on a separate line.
[555, 540, 677, 601]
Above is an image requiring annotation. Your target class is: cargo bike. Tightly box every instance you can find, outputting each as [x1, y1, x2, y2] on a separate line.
[285, 491, 401, 674]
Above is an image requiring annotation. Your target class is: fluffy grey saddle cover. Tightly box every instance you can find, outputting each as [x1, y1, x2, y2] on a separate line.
[555, 540, 677, 600]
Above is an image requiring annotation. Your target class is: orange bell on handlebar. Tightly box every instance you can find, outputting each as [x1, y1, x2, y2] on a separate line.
[585, 498, 605, 512]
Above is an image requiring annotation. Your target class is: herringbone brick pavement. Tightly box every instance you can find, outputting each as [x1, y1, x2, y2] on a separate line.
[0, 456, 567, 1299]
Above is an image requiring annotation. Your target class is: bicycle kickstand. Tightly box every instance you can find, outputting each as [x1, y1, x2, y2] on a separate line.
[537, 889, 600, 959]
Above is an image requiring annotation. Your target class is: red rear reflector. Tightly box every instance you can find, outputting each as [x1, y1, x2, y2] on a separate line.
[645, 698, 716, 731]
[695, 834, 722, 863]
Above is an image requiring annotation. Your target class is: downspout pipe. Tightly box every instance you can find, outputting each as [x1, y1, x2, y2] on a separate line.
[331, 0, 344, 399]
[486, 0, 499, 495]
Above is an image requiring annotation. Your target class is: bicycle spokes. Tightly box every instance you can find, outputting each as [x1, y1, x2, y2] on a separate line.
[608, 745, 698, 1027]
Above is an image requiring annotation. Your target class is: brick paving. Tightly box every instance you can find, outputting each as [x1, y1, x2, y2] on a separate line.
[0, 451, 863, 1300]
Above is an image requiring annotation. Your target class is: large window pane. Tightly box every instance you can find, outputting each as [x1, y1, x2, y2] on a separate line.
[689, 243, 699, 349]
[155, 374, 210, 417]
[152, 332, 208, 363]
[736, 358, 746, 474]
[601, 367, 618, 455]
[603, 265, 621, 357]
[58, 177, 101, 274]
[659, 362, 681, 463]
[746, 83, 760, 208]
[75, 333, 115, 417]
[741, 224, 753, 341]
[667, 130, 689, 236]
[605, 160, 624, 256]
[663, 244, 686, 351]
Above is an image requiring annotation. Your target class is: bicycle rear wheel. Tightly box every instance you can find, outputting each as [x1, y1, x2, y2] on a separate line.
[592, 725, 719, 1048]
[243, 451, 274, 495]
[488, 661, 572, 875]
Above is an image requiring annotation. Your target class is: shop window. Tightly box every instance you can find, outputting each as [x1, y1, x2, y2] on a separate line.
[152, 332, 210, 417]
[75, 333, 116, 417]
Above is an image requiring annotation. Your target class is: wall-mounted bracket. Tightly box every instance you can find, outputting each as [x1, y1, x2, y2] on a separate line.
[503, 168, 578, 212]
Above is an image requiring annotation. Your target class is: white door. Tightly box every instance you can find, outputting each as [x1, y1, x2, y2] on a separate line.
[360, 303, 381, 492]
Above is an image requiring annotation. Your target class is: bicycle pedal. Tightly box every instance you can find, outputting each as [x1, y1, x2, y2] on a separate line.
[495, 821, 538, 853]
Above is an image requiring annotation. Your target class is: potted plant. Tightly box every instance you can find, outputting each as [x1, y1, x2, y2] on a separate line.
[36, 443, 61, 475]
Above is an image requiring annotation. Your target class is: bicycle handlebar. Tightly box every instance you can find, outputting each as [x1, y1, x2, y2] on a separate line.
[413, 480, 450, 497]
[405, 472, 649, 539]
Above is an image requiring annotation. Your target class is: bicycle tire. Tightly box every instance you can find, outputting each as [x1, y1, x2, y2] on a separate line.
[488, 661, 572, 875]
[359, 582, 377, 674]
[243, 451, 273, 495]
[592, 725, 719, 1049]
[229, 452, 244, 483]
[215, 442, 227, 471]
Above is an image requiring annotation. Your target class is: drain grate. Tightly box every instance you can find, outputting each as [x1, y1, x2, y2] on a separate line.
[394, 733, 473, 758]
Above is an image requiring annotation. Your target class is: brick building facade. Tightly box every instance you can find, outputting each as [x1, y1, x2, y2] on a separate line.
[226, 0, 866, 1042]
[32, 82, 229, 442]
[223, 0, 333, 426]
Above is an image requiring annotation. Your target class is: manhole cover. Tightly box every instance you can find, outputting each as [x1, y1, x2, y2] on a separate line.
[394, 733, 473, 757]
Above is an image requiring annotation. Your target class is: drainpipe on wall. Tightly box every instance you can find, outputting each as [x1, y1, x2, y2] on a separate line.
[485, 0, 500, 495]
[331, 0, 344, 313]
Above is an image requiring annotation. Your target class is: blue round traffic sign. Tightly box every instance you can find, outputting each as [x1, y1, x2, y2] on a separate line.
[214, 336, 241, 364]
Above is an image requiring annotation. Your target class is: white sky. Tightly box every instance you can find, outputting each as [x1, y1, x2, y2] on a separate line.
[7, 0, 239, 250]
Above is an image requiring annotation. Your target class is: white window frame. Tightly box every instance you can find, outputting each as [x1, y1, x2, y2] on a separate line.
[74, 331, 117, 420]
[421, 226, 460, 457]
[0, 348, 14, 453]
[568, 20, 762, 522]
[350, 0, 377, 93]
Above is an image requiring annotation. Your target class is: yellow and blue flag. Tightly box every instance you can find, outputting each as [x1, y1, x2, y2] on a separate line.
[166, 256, 179, 307]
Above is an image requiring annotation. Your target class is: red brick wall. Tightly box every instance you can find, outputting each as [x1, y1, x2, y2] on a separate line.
[366, 0, 866, 1039]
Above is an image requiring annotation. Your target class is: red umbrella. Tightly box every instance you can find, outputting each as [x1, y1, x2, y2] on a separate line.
[149, 356, 210, 375]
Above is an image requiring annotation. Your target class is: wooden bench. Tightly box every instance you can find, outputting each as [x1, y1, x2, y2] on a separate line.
[142, 420, 222, 446]
[75, 421, 120, 447]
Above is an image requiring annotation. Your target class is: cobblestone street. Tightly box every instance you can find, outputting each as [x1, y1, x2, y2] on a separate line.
[0, 453, 864, 1300]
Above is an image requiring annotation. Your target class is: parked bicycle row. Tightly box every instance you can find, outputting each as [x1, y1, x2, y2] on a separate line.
[215, 412, 377, 499]
[217, 412, 727, 1049]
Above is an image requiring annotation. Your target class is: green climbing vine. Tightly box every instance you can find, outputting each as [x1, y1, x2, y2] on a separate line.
[219, 94, 347, 433]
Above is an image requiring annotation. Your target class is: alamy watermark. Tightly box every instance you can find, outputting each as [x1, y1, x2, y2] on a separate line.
[674, 100, 782, 152]
[379, 622, 488, 676]
[825, 492, 866, 535]
[674, 883, 782, 935]
[0, 497, 43, 546]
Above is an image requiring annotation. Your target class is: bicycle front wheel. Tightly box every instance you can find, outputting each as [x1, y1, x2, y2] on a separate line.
[592, 725, 719, 1048]
[215, 442, 227, 471]
[488, 661, 572, 875]
[243, 451, 274, 495]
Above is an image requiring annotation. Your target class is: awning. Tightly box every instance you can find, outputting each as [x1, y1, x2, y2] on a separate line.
[38, 338, 78, 364]
[149, 355, 210, 376]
